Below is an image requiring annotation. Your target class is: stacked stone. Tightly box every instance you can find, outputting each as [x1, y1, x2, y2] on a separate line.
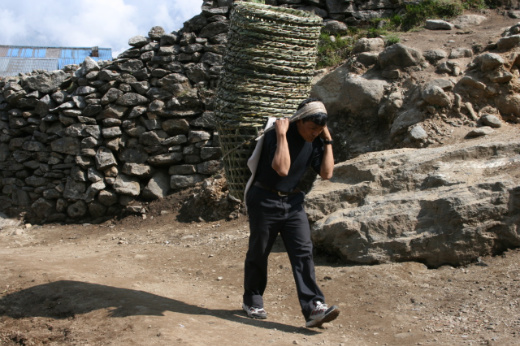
[0, 1, 234, 223]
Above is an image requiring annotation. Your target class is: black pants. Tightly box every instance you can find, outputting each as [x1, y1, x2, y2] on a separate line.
[243, 185, 324, 319]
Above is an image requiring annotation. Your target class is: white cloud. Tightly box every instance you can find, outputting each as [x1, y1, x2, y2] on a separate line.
[0, 0, 202, 58]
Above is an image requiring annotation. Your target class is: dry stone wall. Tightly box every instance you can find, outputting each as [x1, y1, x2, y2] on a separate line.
[0, 52, 223, 224]
[0, 0, 402, 223]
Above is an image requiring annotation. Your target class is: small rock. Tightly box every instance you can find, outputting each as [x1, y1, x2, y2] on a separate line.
[509, 10, 520, 19]
[425, 19, 454, 30]
[409, 125, 428, 141]
[12, 229, 25, 236]
[480, 114, 502, 128]
[466, 126, 495, 138]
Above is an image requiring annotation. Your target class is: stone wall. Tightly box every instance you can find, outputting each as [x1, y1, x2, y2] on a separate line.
[0, 0, 401, 223]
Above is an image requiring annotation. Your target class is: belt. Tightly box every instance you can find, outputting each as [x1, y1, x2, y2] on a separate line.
[253, 181, 300, 197]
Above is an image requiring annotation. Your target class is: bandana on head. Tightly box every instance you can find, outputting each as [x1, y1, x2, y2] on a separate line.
[262, 101, 327, 135]
[290, 101, 328, 122]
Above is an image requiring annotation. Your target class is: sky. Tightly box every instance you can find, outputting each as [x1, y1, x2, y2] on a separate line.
[0, 0, 203, 58]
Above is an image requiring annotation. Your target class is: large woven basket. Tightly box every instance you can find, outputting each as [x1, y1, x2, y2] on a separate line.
[216, 2, 323, 200]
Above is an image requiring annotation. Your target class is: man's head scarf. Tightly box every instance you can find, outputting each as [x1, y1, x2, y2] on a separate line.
[263, 100, 328, 134]
[289, 100, 328, 122]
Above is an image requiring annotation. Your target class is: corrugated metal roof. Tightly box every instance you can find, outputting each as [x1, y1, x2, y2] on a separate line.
[46, 48, 61, 59]
[0, 58, 59, 77]
[0, 45, 112, 78]
[57, 47, 112, 68]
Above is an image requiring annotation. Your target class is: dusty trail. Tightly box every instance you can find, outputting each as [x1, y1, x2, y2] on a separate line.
[1, 215, 520, 346]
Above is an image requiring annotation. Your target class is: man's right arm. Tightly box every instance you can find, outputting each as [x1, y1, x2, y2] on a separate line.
[271, 118, 291, 177]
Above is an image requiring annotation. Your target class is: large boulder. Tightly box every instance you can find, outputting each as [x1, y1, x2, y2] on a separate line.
[451, 14, 487, 28]
[421, 84, 452, 107]
[306, 132, 520, 268]
[496, 93, 520, 119]
[23, 70, 70, 94]
[311, 67, 389, 116]
[352, 37, 385, 54]
[378, 43, 426, 70]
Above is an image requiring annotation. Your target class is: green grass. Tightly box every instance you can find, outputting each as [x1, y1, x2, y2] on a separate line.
[464, 0, 494, 9]
[394, 0, 465, 30]
[316, 33, 354, 69]
[385, 34, 401, 46]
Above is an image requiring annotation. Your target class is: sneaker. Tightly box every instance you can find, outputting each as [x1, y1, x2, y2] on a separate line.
[242, 303, 267, 319]
[305, 301, 340, 328]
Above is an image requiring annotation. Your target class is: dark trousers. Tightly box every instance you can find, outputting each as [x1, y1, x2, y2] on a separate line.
[243, 185, 324, 319]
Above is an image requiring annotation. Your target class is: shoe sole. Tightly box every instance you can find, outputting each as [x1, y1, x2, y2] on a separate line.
[306, 305, 340, 328]
[246, 311, 267, 319]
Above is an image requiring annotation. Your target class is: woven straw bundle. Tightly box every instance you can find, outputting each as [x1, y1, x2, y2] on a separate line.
[215, 2, 323, 200]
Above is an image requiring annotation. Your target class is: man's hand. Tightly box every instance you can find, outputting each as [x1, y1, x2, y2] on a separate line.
[274, 117, 290, 135]
[320, 125, 332, 141]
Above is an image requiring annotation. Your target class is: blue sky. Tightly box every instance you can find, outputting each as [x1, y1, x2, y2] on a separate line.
[0, 0, 202, 58]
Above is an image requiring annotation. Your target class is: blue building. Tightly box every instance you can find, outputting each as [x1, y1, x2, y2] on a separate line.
[0, 45, 112, 78]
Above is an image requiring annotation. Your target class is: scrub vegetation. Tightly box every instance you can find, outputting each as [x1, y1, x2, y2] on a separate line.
[316, 0, 494, 68]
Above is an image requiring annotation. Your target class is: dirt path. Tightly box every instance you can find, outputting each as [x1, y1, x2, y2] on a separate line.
[1, 213, 520, 346]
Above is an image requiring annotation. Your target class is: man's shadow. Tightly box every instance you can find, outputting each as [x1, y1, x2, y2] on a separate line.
[0, 280, 319, 334]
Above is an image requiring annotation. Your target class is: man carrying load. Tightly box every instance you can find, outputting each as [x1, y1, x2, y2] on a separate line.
[242, 98, 340, 328]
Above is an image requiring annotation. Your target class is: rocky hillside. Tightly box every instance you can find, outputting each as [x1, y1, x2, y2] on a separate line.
[313, 13, 520, 159]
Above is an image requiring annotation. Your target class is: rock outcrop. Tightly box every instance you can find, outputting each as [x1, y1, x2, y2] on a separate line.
[312, 15, 520, 163]
[306, 132, 520, 267]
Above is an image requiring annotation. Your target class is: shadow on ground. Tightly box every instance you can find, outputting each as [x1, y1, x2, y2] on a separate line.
[0, 280, 319, 335]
